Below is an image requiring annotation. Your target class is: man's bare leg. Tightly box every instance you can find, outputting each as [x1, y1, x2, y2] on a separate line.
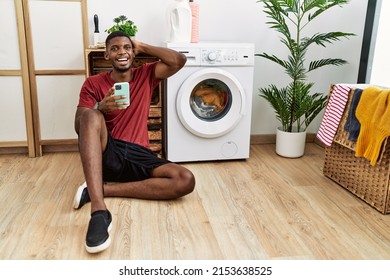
[76, 109, 108, 213]
[103, 163, 195, 199]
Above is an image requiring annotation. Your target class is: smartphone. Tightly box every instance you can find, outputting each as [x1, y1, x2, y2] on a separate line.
[114, 82, 130, 104]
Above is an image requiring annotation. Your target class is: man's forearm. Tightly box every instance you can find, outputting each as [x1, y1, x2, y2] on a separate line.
[136, 41, 185, 67]
[134, 41, 186, 79]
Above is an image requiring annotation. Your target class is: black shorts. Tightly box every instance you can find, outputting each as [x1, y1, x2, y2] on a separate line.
[102, 133, 170, 182]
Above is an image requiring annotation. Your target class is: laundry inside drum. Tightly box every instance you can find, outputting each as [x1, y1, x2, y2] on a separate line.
[190, 79, 232, 121]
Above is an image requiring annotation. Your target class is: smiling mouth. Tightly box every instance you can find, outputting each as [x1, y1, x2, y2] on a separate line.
[117, 58, 129, 64]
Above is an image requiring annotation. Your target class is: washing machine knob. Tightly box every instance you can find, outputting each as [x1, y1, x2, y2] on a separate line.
[207, 52, 217, 61]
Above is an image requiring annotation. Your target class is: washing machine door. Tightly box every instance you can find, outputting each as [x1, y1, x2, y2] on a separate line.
[176, 68, 246, 138]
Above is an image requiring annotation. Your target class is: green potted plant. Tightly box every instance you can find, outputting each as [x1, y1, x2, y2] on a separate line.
[105, 15, 138, 37]
[256, 0, 354, 157]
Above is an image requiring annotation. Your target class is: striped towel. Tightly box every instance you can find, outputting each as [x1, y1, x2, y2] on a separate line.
[316, 84, 351, 146]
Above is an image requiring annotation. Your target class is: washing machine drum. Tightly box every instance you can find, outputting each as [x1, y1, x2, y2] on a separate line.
[176, 68, 246, 138]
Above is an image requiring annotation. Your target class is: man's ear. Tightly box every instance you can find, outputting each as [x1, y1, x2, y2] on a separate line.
[104, 51, 109, 61]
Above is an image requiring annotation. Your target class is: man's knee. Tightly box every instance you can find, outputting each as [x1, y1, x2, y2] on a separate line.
[175, 168, 195, 198]
[78, 109, 105, 131]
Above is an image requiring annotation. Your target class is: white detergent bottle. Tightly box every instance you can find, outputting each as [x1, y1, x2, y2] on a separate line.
[169, 0, 192, 43]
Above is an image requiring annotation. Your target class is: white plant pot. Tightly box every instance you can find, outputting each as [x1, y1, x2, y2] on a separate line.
[275, 127, 307, 158]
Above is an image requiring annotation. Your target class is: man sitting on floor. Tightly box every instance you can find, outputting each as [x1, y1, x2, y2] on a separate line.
[73, 31, 195, 253]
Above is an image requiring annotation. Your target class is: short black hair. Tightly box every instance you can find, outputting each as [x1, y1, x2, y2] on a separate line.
[105, 31, 131, 46]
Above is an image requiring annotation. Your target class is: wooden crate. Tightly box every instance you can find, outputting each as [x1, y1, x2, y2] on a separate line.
[148, 107, 163, 157]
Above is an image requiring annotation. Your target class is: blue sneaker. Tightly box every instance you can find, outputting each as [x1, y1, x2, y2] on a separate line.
[85, 210, 112, 253]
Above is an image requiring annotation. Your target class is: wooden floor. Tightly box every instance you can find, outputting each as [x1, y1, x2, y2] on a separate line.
[0, 143, 389, 260]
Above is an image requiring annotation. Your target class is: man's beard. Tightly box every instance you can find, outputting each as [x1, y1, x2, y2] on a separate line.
[112, 64, 131, 73]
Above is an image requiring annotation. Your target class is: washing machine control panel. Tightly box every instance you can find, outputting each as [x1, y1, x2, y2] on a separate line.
[201, 48, 254, 66]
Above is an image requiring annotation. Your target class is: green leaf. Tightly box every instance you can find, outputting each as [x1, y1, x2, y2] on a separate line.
[309, 0, 350, 21]
[308, 58, 348, 71]
[301, 32, 355, 50]
[255, 53, 288, 69]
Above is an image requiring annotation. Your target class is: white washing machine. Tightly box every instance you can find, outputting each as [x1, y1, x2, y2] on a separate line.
[164, 42, 254, 162]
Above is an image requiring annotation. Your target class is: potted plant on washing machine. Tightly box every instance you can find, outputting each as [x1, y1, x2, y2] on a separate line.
[256, 0, 354, 157]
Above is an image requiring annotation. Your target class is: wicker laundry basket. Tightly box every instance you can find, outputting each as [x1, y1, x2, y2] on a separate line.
[323, 86, 390, 214]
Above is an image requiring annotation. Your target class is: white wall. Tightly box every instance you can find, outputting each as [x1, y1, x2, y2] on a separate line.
[368, 0, 390, 87]
[87, 0, 368, 134]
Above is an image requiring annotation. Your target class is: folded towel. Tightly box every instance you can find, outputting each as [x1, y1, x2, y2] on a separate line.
[316, 84, 351, 146]
[355, 87, 390, 165]
[344, 88, 363, 141]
